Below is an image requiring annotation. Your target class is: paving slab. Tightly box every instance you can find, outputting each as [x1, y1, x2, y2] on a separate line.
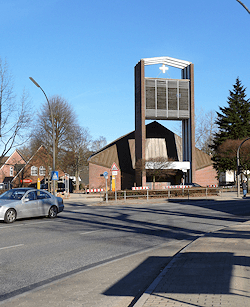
[135, 221, 250, 307]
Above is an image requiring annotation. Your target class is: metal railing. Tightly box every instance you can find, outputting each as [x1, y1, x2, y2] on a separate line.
[100, 187, 221, 202]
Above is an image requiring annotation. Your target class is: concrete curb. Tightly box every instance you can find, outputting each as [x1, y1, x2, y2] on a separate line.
[133, 240, 195, 307]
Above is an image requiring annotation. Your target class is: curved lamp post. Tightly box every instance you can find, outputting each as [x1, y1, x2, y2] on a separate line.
[236, 0, 250, 14]
[29, 77, 56, 196]
[237, 137, 250, 197]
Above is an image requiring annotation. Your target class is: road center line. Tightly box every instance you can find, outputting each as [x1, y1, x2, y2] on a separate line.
[80, 230, 104, 235]
[0, 244, 24, 251]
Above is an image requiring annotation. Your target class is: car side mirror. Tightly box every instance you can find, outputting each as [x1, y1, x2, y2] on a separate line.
[23, 198, 29, 202]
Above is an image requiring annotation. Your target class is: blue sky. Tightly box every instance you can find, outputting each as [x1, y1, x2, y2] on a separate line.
[1, 0, 250, 144]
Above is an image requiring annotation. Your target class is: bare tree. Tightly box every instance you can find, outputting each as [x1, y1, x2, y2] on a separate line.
[236, 0, 250, 14]
[31, 95, 78, 169]
[195, 108, 218, 154]
[162, 107, 218, 155]
[31, 95, 93, 189]
[91, 136, 107, 152]
[0, 58, 32, 163]
[62, 126, 91, 190]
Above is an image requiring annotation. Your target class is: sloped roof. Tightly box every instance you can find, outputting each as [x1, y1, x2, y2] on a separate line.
[88, 121, 213, 172]
[89, 144, 120, 169]
[12, 145, 50, 181]
[0, 149, 26, 170]
[195, 148, 213, 170]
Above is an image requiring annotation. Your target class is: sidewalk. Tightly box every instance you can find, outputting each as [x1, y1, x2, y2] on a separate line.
[134, 220, 250, 307]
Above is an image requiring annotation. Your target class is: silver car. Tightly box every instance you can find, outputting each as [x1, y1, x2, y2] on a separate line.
[0, 188, 64, 223]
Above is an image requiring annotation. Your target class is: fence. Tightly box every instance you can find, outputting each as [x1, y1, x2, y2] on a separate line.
[86, 188, 104, 193]
[100, 187, 221, 202]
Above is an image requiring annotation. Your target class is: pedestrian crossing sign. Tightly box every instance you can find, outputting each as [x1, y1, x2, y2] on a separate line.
[51, 171, 59, 180]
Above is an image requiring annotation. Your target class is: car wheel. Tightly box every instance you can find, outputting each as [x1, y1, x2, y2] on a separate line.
[48, 206, 58, 218]
[4, 209, 17, 223]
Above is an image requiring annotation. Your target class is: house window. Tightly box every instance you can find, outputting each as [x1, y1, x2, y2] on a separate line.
[31, 166, 38, 176]
[39, 166, 46, 176]
[10, 166, 14, 177]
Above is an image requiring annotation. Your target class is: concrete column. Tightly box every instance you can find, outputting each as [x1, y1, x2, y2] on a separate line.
[190, 64, 196, 183]
[182, 64, 195, 183]
[135, 60, 146, 187]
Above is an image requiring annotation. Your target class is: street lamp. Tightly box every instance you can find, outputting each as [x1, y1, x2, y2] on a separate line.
[29, 77, 56, 195]
[236, 137, 250, 197]
[236, 0, 250, 14]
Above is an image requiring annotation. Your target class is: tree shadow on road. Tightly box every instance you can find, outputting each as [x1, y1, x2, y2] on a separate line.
[57, 198, 250, 242]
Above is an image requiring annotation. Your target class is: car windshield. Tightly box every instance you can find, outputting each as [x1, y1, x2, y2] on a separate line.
[0, 189, 30, 200]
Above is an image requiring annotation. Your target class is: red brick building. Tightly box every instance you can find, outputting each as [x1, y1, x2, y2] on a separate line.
[0, 150, 26, 186]
[88, 122, 218, 190]
[12, 146, 65, 188]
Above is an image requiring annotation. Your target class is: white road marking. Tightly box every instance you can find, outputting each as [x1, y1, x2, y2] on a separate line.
[0, 244, 24, 250]
[80, 230, 104, 235]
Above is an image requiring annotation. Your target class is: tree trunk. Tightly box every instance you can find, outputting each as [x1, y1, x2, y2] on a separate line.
[75, 170, 80, 191]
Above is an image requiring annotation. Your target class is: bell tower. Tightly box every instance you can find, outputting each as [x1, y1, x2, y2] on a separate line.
[135, 56, 195, 186]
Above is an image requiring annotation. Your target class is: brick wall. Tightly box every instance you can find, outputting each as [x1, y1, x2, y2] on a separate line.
[89, 163, 218, 190]
[89, 163, 121, 190]
[195, 165, 218, 187]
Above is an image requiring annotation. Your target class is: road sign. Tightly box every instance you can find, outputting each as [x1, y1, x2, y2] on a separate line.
[112, 171, 118, 176]
[21, 179, 32, 183]
[110, 162, 119, 172]
[51, 171, 59, 180]
[103, 171, 109, 179]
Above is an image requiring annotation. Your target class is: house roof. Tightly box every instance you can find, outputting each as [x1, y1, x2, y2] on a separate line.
[195, 148, 213, 170]
[12, 145, 48, 181]
[0, 149, 26, 170]
[12, 145, 65, 183]
[16, 149, 27, 163]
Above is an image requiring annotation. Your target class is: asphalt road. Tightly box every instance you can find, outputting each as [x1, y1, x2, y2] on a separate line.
[0, 197, 249, 305]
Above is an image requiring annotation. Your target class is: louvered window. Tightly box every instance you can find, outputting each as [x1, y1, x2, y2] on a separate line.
[145, 78, 190, 119]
